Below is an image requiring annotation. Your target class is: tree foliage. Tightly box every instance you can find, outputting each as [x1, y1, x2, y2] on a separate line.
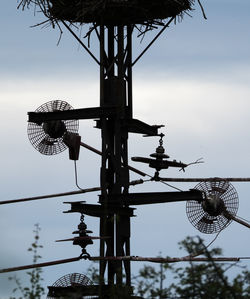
[8, 230, 250, 298]
[132, 236, 250, 298]
[9, 224, 45, 299]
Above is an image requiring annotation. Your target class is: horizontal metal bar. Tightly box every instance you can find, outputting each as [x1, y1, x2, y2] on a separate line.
[99, 190, 204, 206]
[125, 119, 159, 135]
[64, 203, 135, 217]
[95, 118, 161, 136]
[28, 106, 117, 124]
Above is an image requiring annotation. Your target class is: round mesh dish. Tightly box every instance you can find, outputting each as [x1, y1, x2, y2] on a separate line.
[186, 181, 239, 234]
[47, 273, 93, 299]
[28, 100, 79, 155]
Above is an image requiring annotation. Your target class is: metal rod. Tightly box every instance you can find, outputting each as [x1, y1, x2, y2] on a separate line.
[132, 17, 174, 66]
[2, 255, 248, 274]
[62, 21, 100, 65]
[0, 187, 100, 205]
[158, 177, 250, 182]
[224, 212, 250, 229]
[232, 216, 250, 229]
[0, 257, 81, 273]
[89, 256, 248, 263]
[127, 25, 133, 118]
[80, 141, 146, 177]
[0, 180, 144, 206]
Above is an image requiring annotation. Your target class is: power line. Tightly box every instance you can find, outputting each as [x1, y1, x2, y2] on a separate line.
[158, 177, 250, 182]
[1, 255, 250, 273]
[0, 179, 145, 205]
[89, 256, 250, 263]
[0, 188, 99, 205]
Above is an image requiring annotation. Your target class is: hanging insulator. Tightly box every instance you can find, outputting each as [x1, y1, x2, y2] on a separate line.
[131, 133, 187, 173]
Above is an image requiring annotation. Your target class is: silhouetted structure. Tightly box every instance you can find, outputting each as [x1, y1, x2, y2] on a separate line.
[19, 0, 207, 298]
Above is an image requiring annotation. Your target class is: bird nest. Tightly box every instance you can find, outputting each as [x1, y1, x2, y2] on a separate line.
[19, 0, 195, 25]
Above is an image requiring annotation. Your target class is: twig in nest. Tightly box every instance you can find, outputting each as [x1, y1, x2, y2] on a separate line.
[84, 25, 95, 48]
[197, 0, 207, 19]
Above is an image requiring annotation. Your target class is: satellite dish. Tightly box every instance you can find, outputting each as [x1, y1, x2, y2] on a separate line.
[47, 273, 94, 299]
[27, 100, 79, 155]
[186, 181, 239, 234]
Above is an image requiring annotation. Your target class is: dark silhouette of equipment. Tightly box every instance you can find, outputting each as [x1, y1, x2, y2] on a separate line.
[55, 214, 109, 257]
[132, 134, 198, 179]
[47, 273, 94, 299]
[28, 100, 80, 159]
[186, 181, 250, 234]
[12, 1, 249, 299]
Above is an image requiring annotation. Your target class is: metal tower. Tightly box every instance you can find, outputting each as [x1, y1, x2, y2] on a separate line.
[21, 0, 204, 297]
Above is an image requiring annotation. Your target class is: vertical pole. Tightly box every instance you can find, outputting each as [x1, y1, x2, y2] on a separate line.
[99, 24, 106, 289]
[99, 23, 132, 296]
[127, 25, 133, 119]
[115, 25, 124, 286]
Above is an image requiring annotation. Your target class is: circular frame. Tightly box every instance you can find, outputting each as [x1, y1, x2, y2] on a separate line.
[28, 100, 79, 155]
[186, 181, 239, 234]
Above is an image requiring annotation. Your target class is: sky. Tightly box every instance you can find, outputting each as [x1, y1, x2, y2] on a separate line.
[1, 0, 250, 298]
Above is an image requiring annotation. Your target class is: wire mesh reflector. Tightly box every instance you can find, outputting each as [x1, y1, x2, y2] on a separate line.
[47, 273, 93, 299]
[28, 100, 79, 155]
[186, 181, 239, 234]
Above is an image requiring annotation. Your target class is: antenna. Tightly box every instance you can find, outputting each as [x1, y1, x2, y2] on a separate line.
[28, 100, 79, 156]
[186, 181, 250, 234]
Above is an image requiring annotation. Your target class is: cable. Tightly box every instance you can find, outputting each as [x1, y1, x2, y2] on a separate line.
[80, 141, 187, 192]
[182, 231, 222, 260]
[146, 173, 184, 192]
[74, 160, 86, 191]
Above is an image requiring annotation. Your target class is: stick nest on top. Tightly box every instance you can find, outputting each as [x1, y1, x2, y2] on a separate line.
[19, 0, 196, 25]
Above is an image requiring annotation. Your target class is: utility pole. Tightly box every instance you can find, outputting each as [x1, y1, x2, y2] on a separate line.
[22, 1, 205, 298]
[98, 24, 132, 291]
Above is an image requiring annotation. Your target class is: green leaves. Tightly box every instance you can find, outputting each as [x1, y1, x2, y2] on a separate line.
[132, 236, 250, 298]
[9, 224, 45, 299]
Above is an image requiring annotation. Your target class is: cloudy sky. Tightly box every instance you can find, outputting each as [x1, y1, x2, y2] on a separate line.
[1, 0, 250, 298]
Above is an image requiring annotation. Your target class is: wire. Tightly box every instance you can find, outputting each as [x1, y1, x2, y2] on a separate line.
[80, 141, 186, 192]
[0, 188, 102, 205]
[74, 160, 86, 191]
[182, 230, 222, 260]
[88, 256, 248, 263]
[205, 231, 221, 251]
[146, 173, 184, 192]
[0, 256, 82, 273]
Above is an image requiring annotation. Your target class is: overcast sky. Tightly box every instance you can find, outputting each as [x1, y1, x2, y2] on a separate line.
[1, 1, 250, 298]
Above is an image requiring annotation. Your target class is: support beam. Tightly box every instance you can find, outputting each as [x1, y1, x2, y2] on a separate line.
[63, 202, 135, 218]
[28, 106, 117, 124]
[99, 190, 204, 206]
